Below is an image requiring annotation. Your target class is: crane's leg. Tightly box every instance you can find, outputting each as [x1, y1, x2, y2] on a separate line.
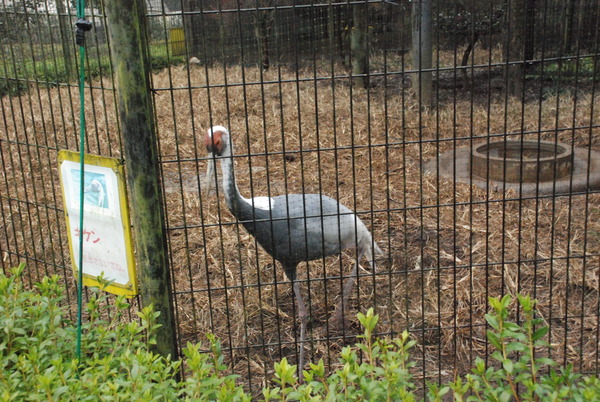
[330, 249, 365, 329]
[292, 280, 307, 377]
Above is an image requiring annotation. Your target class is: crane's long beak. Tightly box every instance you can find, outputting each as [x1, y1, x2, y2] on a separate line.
[204, 128, 224, 198]
[205, 155, 216, 197]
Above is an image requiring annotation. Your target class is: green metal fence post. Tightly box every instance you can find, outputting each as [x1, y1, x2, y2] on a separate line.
[104, 0, 178, 360]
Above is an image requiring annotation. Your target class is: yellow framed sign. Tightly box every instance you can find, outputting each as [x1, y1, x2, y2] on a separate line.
[58, 151, 137, 297]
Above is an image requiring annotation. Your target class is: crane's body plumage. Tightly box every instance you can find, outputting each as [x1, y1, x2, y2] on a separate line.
[236, 193, 379, 281]
[205, 126, 382, 372]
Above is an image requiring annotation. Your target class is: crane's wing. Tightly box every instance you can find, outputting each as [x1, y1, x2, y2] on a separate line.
[268, 194, 361, 261]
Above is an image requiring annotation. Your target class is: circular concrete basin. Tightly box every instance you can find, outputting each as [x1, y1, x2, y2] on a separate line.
[471, 140, 574, 183]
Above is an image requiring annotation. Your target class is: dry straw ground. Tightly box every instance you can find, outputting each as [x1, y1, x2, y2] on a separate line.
[1, 56, 599, 391]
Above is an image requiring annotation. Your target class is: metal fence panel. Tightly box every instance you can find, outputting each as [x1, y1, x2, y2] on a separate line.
[1, 0, 599, 395]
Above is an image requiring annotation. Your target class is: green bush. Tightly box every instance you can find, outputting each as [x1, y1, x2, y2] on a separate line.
[1, 264, 599, 401]
[263, 295, 600, 401]
[0, 264, 249, 401]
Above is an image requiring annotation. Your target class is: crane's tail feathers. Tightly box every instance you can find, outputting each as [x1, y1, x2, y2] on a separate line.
[374, 242, 384, 256]
[358, 236, 384, 271]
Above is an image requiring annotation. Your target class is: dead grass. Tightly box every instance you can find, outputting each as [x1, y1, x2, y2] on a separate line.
[1, 58, 599, 393]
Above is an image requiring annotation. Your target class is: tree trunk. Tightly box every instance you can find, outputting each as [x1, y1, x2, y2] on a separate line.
[563, 0, 577, 54]
[56, 0, 74, 80]
[411, 0, 432, 106]
[338, 6, 349, 66]
[461, 32, 479, 89]
[104, 0, 178, 361]
[182, 0, 201, 57]
[504, 0, 530, 96]
[524, 0, 536, 64]
[351, 1, 369, 88]
[328, 0, 335, 56]
[254, 11, 272, 70]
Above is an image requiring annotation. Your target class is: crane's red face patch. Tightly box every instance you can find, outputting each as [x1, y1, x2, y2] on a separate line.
[205, 130, 224, 155]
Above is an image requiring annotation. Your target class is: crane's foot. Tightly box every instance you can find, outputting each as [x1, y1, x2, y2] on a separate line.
[329, 270, 357, 331]
[328, 307, 347, 332]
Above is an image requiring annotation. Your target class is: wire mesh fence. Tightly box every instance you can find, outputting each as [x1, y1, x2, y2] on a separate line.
[1, 0, 599, 395]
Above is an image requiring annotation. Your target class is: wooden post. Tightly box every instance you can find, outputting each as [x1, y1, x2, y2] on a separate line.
[104, 0, 178, 360]
[411, 0, 432, 106]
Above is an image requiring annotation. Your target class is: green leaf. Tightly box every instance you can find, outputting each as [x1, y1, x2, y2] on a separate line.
[488, 296, 501, 311]
[485, 314, 500, 330]
[517, 294, 532, 311]
[535, 357, 557, 367]
[500, 294, 512, 309]
[491, 351, 504, 363]
[502, 359, 514, 374]
[532, 326, 549, 341]
[499, 389, 512, 402]
[503, 322, 522, 332]
[505, 341, 527, 354]
[487, 331, 502, 350]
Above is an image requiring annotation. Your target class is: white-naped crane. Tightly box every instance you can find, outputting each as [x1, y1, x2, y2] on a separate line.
[204, 125, 383, 372]
[84, 179, 105, 208]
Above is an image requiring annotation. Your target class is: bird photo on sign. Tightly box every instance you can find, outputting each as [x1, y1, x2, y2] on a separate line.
[84, 178, 108, 209]
[68, 169, 110, 211]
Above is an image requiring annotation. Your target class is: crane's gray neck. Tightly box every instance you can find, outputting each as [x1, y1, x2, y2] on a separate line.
[217, 144, 254, 219]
